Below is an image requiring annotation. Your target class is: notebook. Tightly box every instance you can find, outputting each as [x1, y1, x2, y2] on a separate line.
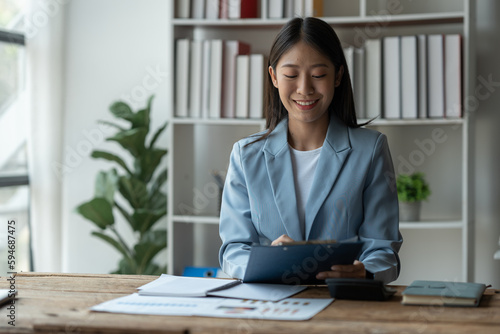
[402, 280, 487, 307]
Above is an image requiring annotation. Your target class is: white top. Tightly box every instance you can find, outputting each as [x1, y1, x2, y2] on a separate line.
[289, 145, 322, 237]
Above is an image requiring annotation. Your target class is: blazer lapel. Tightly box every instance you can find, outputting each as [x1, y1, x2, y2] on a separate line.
[304, 116, 352, 239]
[263, 119, 303, 241]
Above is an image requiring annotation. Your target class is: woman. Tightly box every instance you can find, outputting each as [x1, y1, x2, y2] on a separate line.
[219, 17, 402, 284]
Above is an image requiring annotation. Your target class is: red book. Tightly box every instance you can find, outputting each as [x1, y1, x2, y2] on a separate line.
[229, 0, 258, 19]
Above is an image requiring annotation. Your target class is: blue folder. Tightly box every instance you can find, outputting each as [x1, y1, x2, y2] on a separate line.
[242, 241, 364, 285]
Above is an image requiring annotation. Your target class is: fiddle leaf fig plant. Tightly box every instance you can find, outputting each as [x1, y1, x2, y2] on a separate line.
[76, 95, 168, 275]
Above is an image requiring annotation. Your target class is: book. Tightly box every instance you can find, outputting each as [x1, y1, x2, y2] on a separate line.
[383, 36, 401, 119]
[427, 34, 445, 118]
[191, 0, 205, 19]
[343, 46, 354, 87]
[175, 38, 190, 118]
[401, 35, 418, 119]
[364, 39, 382, 119]
[229, 0, 258, 19]
[220, 0, 229, 19]
[284, 0, 294, 18]
[137, 274, 306, 301]
[206, 0, 220, 19]
[235, 55, 250, 118]
[249, 54, 266, 119]
[293, 0, 305, 16]
[417, 34, 428, 118]
[305, 0, 323, 17]
[353, 47, 365, 119]
[222, 40, 251, 118]
[444, 34, 462, 118]
[402, 280, 486, 307]
[209, 39, 224, 118]
[268, 0, 284, 19]
[201, 40, 211, 119]
[189, 40, 203, 118]
[175, 0, 190, 18]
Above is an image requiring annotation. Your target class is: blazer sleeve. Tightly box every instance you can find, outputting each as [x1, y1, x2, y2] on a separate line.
[358, 133, 403, 284]
[218, 141, 260, 279]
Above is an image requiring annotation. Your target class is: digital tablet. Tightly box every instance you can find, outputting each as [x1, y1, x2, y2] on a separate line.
[242, 241, 364, 285]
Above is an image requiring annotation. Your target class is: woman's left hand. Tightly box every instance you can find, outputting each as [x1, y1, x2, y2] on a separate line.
[315, 260, 366, 280]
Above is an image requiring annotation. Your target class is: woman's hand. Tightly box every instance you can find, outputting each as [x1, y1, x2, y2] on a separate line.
[271, 234, 295, 246]
[315, 260, 366, 280]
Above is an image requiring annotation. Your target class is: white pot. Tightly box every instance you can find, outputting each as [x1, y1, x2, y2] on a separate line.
[399, 201, 422, 222]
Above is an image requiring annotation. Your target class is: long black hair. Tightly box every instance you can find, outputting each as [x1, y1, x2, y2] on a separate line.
[251, 17, 365, 145]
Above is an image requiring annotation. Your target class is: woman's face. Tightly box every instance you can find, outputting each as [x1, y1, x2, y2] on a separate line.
[269, 40, 343, 126]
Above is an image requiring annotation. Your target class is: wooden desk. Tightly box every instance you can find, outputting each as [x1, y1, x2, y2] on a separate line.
[0, 272, 499, 333]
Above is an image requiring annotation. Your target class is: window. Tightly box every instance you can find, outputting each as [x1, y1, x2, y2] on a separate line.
[0, 0, 32, 275]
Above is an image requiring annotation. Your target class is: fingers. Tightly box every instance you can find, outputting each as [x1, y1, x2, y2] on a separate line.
[316, 261, 366, 280]
[271, 234, 294, 246]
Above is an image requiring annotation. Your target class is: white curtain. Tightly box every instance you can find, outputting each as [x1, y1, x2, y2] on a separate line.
[26, 0, 66, 272]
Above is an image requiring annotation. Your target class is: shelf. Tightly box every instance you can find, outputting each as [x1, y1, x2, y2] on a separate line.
[399, 221, 463, 229]
[172, 215, 220, 224]
[172, 216, 464, 230]
[172, 117, 266, 126]
[173, 12, 464, 27]
[364, 118, 464, 126]
[172, 117, 463, 127]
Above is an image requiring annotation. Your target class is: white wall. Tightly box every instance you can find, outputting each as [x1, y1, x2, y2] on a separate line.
[61, 0, 170, 273]
[58, 0, 500, 287]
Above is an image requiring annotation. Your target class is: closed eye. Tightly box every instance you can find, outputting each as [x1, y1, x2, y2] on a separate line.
[284, 75, 297, 79]
[313, 74, 327, 79]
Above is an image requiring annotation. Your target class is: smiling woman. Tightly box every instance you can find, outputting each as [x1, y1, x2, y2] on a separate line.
[219, 17, 403, 285]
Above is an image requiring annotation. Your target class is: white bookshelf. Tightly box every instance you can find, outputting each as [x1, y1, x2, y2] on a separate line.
[166, 0, 476, 282]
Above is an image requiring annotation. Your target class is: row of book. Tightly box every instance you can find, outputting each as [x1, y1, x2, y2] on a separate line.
[348, 34, 462, 120]
[175, 38, 265, 119]
[175, 0, 323, 19]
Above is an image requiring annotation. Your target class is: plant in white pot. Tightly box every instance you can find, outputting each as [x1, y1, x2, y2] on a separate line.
[396, 172, 431, 222]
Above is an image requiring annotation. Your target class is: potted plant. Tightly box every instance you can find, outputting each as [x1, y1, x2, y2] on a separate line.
[396, 172, 431, 221]
[76, 95, 168, 275]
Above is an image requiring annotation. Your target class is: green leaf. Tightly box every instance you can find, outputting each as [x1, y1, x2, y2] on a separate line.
[107, 127, 147, 157]
[91, 231, 131, 260]
[91, 150, 132, 175]
[132, 208, 167, 235]
[118, 176, 148, 209]
[109, 101, 134, 122]
[75, 198, 114, 229]
[134, 148, 167, 183]
[150, 168, 168, 198]
[133, 229, 167, 274]
[95, 170, 118, 204]
[97, 120, 127, 132]
[114, 201, 134, 226]
[148, 193, 167, 213]
[149, 121, 168, 149]
[112, 258, 138, 275]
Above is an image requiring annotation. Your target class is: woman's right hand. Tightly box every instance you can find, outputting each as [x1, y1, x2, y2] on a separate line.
[271, 234, 295, 246]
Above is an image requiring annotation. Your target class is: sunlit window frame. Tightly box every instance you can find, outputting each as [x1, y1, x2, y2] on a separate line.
[0, 25, 32, 271]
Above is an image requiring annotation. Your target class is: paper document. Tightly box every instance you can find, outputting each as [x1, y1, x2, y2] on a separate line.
[138, 274, 306, 301]
[91, 293, 333, 321]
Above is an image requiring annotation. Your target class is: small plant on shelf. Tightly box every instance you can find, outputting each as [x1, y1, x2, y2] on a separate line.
[396, 172, 431, 221]
[396, 172, 431, 202]
[76, 95, 168, 275]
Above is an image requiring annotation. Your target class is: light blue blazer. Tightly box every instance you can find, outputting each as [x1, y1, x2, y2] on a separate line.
[219, 116, 403, 284]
